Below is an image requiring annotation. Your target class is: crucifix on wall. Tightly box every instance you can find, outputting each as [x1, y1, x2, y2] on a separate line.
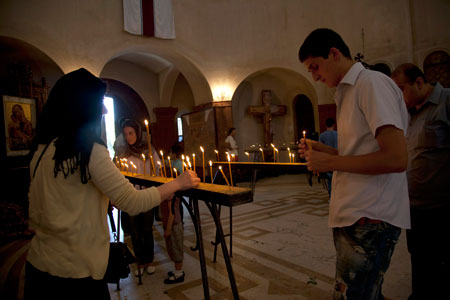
[247, 90, 287, 146]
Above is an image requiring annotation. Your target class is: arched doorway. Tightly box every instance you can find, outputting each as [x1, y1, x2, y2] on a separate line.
[423, 50, 450, 88]
[293, 94, 315, 142]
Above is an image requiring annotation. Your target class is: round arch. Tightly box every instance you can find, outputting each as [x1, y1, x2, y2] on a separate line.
[423, 49, 450, 87]
[103, 46, 213, 107]
[231, 67, 318, 157]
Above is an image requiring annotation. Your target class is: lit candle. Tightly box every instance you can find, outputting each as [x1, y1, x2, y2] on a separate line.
[183, 162, 187, 171]
[132, 163, 137, 175]
[142, 153, 146, 175]
[259, 148, 265, 162]
[245, 151, 250, 161]
[275, 148, 279, 162]
[214, 149, 219, 161]
[173, 167, 178, 178]
[144, 119, 155, 175]
[219, 166, 230, 186]
[160, 150, 166, 177]
[271, 143, 276, 162]
[291, 153, 295, 163]
[181, 155, 185, 172]
[188, 161, 192, 170]
[287, 148, 291, 163]
[186, 156, 190, 170]
[157, 161, 162, 176]
[192, 153, 196, 171]
[209, 160, 213, 184]
[227, 153, 233, 186]
[168, 156, 173, 178]
[200, 146, 205, 182]
[303, 130, 306, 139]
[125, 163, 129, 173]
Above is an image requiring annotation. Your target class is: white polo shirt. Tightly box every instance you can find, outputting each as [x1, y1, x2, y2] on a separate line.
[330, 62, 410, 229]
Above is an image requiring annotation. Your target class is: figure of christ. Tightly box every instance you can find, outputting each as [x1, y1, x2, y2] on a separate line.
[247, 90, 287, 146]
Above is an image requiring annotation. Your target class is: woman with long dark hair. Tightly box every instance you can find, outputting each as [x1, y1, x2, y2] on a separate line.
[24, 68, 199, 299]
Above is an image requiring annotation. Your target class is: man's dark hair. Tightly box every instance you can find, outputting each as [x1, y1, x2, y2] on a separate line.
[325, 117, 335, 128]
[392, 63, 427, 84]
[299, 28, 351, 62]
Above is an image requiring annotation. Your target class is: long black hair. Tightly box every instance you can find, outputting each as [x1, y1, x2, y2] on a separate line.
[31, 68, 107, 184]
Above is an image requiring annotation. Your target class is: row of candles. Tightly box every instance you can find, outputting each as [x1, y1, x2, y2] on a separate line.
[115, 150, 234, 186]
[115, 120, 308, 187]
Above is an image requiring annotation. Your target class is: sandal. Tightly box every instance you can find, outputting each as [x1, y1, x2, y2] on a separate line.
[164, 271, 185, 284]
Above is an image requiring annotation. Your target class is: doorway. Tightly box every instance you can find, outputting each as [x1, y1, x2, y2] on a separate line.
[293, 94, 315, 142]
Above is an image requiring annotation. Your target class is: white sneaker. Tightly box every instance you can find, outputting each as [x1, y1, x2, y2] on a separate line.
[146, 265, 156, 274]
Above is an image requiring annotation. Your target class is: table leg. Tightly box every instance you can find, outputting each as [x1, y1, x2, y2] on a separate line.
[192, 198, 210, 299]
[205, 202, 240, 299]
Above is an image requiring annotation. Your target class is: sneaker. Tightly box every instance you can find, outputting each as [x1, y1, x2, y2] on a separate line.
[134, 267, 143, 277]
[146, 265, 156, 274]
[164, 271, 185, 284]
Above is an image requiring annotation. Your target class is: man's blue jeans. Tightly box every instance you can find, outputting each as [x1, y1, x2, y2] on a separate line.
[333, 220, 401, 300]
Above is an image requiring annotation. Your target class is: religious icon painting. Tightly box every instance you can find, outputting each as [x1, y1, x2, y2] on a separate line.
[2, 95, 36, 156]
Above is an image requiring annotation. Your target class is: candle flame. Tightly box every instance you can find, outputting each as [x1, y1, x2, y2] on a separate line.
[214, 150, 218, 154]
[174, 168, 177, 174]
[144, 119, 148, 126]
[219, 166, 222, 170]
[142, 153, 145, 159]
[193, 153, 195, 157]
[157, 161, 161, 166]
[271, 143, 275, 148]
[227, 154, 230, 162]
[182, 154, 185, 160]
[168, 156, 170, 160]
[259, 148, 263, 152]
[209, 160, 212, 166]
[160, 150, 163, 156]
[245, 152, 249, 156]
[200, 146, 204, 152]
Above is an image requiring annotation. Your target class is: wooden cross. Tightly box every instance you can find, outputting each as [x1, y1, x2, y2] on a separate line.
[247, 90, 286, 146]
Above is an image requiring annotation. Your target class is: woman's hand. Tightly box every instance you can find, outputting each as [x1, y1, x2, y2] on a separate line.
[174, 170, 200, 190]
[157, 170, 200, 201]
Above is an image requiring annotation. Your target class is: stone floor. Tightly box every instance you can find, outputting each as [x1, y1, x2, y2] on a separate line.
[108, 174, 412, 300]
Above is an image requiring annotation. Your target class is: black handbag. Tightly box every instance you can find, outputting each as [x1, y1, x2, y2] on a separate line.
[104, 205, 135, 285]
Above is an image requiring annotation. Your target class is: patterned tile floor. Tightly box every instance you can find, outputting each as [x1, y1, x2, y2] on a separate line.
[108, 174, 412, 300]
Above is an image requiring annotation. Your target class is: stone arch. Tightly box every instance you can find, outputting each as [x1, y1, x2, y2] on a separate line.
[0, 36, 64, 98]
[423, 50, 450, 87]
[293, 94, 315, 142]
[232, 67, 318, 155]
[370, 62, 393, 77]
[101, 78, 149, 137]
[103, 46, 213, 107]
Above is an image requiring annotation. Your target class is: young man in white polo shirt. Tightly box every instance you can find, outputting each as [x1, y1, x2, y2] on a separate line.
[298, 28, 410, 300]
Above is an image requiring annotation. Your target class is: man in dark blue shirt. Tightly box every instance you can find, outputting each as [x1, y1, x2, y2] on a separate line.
[319, 118, 337, 198]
